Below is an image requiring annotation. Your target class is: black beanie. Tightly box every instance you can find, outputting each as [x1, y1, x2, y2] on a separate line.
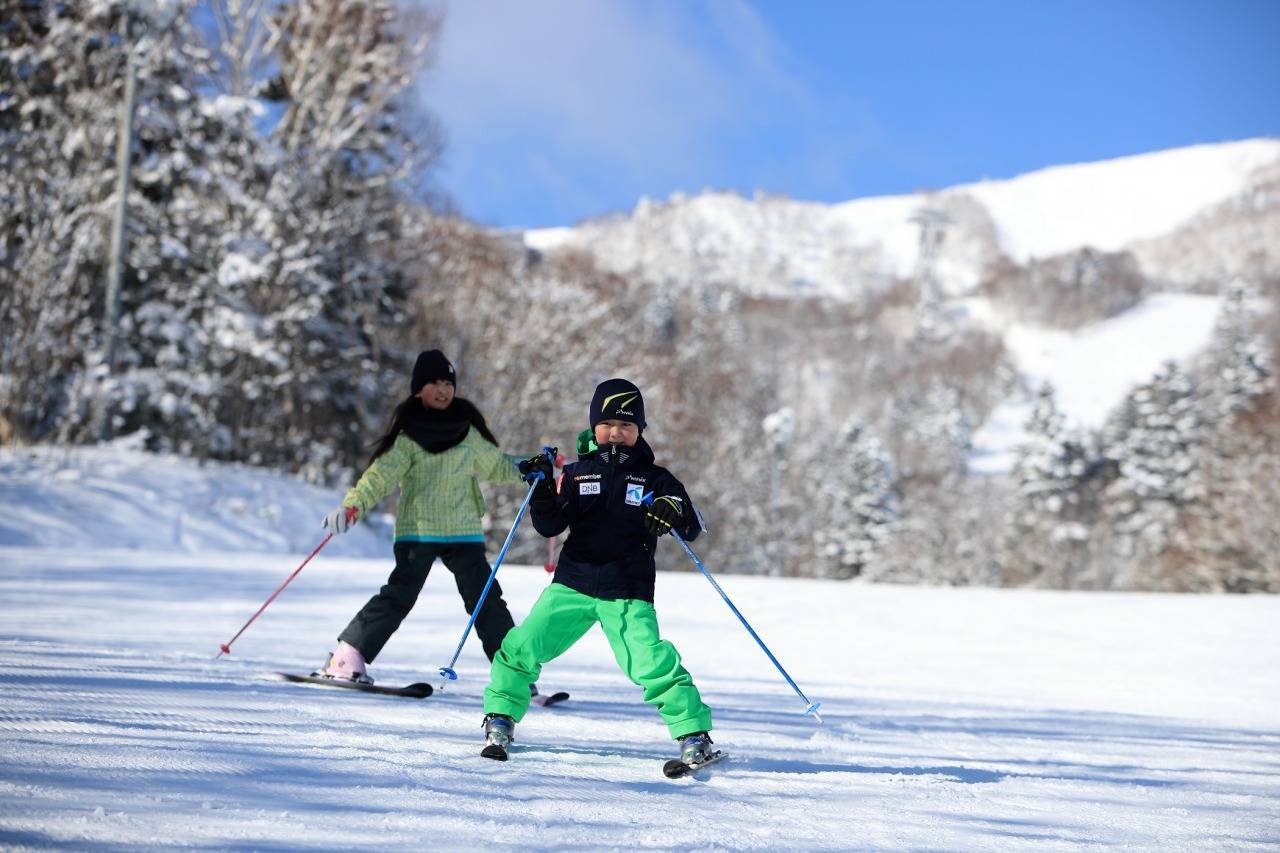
[589, 378, 646, 430]
[411, 350, 456, 394]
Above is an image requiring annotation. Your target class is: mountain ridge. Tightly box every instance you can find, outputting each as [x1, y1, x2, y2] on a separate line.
[524, 138, 1280, 300]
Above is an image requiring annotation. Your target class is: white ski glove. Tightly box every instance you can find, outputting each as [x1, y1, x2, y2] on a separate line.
[322, 506, 358, 535]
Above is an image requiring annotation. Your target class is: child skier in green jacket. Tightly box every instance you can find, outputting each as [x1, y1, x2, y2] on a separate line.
[480, 378, 719, 771]
[318, 350, 528, 685]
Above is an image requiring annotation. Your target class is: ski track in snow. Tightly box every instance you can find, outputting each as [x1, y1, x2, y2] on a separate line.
[1, 547, 1277, 850]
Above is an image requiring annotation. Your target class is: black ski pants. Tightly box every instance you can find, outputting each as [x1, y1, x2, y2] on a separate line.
[338, 540, 516, 664]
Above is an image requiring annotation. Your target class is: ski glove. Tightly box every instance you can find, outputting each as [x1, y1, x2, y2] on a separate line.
[644, 495, 689, 537]
[322, 506, 359, 535]
[517, 453, 554, 487]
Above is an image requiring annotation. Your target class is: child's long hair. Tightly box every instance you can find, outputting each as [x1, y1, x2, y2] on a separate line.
[368, 395, 418, 465]
[367, 394, 499, 465]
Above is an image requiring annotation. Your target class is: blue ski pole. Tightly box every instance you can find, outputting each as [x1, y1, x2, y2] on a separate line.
[644, 493, 823, 723]
[437, 447, 555, 691]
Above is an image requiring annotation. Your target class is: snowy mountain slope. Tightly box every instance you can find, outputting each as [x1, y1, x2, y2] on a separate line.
[956, 138, 1280, 262]
[1, 453, 1278, 849]
[966, 293, 1225, 474]
[524, 139, 1280, 300]
[0, 445, 388, 557]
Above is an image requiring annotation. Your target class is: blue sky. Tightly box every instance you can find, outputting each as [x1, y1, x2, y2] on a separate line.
[418, 0, 1280, 230]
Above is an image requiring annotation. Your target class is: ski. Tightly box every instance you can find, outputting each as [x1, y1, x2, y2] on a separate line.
[531, 689, 570, 708]
[275, 673, 433, 698]
[662, 749, 727, 779]
[480, 743, 508, 761]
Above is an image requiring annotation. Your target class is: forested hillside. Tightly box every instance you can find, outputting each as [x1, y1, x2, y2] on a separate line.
[2, 1, 1277, 591]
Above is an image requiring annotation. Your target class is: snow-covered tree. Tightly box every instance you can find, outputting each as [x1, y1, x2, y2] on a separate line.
[870, 474, 1008, 586]
[886, 380, 971, 486]
[1101, 362, 1206, 585]
[1160, 282, 1279, 592]
[1202, 282, 1270, 419]
[2, 0, 125, 441]
[812, 419, 896, 579]
[0, 0, 444, 483]
[1003, 382, 1097, 587]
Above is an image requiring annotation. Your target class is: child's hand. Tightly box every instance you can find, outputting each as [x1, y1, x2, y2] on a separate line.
[644, 496, 689, 536]
[517, 454, 554, 485]
[322, 506, 358, 535]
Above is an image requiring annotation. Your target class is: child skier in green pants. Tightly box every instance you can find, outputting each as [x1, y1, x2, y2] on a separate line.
[482, 378, 718, 770]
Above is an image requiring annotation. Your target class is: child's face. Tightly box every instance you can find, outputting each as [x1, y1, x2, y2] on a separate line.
[417, 379, 455, 411]
[594, 419, 639, 447]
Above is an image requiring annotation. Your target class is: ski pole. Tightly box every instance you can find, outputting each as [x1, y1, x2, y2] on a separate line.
[644, 493, 823, 723]
[437, 447, 555, 689]
[216, 531, 335, 658]
[545, 450, 565, 573]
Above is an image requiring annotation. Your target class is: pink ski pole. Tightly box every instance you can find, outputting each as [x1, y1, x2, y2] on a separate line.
[216, 532, 335, 658]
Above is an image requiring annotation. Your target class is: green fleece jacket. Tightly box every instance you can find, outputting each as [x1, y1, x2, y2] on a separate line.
[342, 427, 524, 543]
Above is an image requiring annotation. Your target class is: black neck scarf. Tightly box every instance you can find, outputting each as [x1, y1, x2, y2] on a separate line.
[401, 397, 499, 454]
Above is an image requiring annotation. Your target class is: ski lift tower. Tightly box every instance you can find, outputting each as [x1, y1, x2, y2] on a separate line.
[908, 206, 952, 341]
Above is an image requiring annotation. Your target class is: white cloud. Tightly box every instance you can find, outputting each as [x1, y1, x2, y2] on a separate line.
[415, 0, 837, 224]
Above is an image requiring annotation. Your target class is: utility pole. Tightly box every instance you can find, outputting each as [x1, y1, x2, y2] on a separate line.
[104, 10, 138, 375]
[98, 10, 140, 441]
[908, 206, 952, 342]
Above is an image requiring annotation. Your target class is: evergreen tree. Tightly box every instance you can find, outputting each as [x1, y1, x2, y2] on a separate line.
[1101, 362, 1206, 585]
[1, 0, 125, 440]
[886, 379, 971, 486]
[1004, 382, 1096, 587]
[812, 419, 896, 579]
[1165, 282, 1279, 592]
[1203, 282, 1270, 419]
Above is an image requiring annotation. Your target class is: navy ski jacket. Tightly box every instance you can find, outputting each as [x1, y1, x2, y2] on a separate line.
[530, 437, 702, 603]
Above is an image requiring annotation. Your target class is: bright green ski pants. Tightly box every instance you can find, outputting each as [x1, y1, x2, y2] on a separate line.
[484, 582, 713, 739]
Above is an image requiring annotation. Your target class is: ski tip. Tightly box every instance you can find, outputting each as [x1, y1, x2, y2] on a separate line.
[663, 750, 727, 779]
[531, 690, 570, 708]
[480, 744, 508, 761]
[404, 682, 434, 697]
[662, 759, 690, 779]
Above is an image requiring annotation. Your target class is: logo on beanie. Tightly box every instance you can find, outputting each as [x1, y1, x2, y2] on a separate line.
[602, 391, 638, 415]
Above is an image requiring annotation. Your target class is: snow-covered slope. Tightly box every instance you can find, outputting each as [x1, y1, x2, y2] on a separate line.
[0, 444, 389, 557]
[1, 547, 1277, 845]
[958, 139, 1280, 261]
[1, 450, 1278, 847]
[967, 293, 1225, 474]
[525, 139, 1280, 299]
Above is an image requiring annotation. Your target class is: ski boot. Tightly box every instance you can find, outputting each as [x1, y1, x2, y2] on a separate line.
[481, 713, 515, 761]
[663, 732, 725, 778]
[312, 641, 374, 685]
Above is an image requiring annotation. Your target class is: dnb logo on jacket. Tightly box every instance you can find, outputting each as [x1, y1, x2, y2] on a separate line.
[574, 473, 602, 495]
